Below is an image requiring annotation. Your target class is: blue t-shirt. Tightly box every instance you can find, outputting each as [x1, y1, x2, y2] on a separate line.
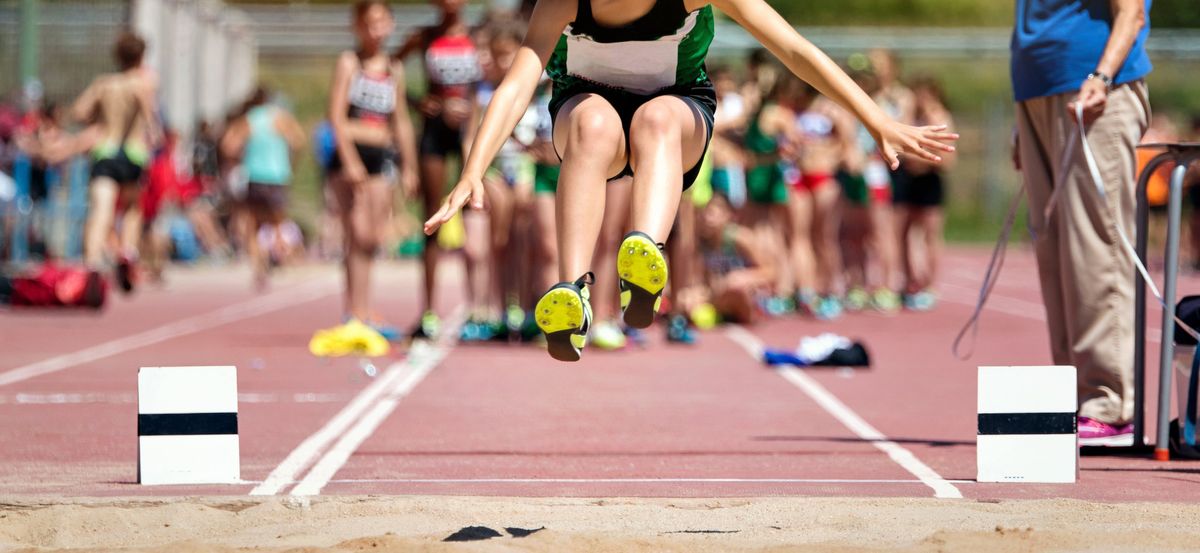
[1010, 0, 1152, 102]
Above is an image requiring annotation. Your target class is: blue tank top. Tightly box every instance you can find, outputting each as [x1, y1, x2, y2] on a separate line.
[243, 106, 291, 185]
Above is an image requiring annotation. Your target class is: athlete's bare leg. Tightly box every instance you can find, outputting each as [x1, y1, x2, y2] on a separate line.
[627, 96, 707, 243]
[552, 94, 627, 281]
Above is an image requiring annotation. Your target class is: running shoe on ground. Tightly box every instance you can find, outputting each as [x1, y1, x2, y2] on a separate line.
[666, 313, 697, 345]
[505, 305, 526, 340]
[617, 231, 668, 329]
[519, 311, 542, 342]
[410, 311, 440, 341]
[903, 290, 937, 312]
[591, 320, 627, 351]
[814, 296, 843, 321]
[82, 269, 107, 310]
[844, 288, 870, 312]
[368, 320, 403, 342]
[764, 295, 796, 316]
[114, 255, 137, 294]
[1078, 416, 1134, 447]
[871, 288, 902, 313]
[309, 319, 390, 358]
[795, 290, 818, 317]
[459, 318, 496, 342]
[535, 272, 594, 362]
[624, 325, 648, 348]
[345, 314, 402, 342]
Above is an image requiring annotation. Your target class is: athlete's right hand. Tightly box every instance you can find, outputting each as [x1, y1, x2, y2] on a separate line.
[344, 162, 369, 185]
[424, 175, 485, 235]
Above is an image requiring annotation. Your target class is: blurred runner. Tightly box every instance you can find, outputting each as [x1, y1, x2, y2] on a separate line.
[396, 0, 482, 340]
[744, 77, 797, 316]
[69, 32, 161, 293]
[894, 76, 954, 311]
[311, 0, 419, 355]
[790, 79, 849, 319]
[220, 87, 306, 289]
[709, 66, 748, 209]
[460, 22, 534, 342]
[183, 121, 233, 260]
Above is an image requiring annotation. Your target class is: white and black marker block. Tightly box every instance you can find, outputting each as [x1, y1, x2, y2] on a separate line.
[138, 366, 240, 485]
[977, 366, 1078, 483]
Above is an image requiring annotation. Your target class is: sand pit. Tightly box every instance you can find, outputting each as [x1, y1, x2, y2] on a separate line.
[1, 496, 1198, 552]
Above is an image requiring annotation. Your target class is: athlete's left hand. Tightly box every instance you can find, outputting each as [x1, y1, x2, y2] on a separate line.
[423, 175, 485, 235]
[873, 121, 958, 170]
[400, 165, 418, 198]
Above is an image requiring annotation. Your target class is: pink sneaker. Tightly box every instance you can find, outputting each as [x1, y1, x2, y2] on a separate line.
[1078, 416, 1134, 447]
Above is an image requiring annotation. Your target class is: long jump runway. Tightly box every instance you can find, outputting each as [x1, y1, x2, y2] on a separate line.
[2, 248, 1200, 503]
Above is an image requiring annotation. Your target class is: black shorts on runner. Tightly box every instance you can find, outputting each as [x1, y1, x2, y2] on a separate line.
[246, 182, 289, 212]
[420, 115, 465, 158]
[328, 143, 392, 176]
[91, 152, 143, 186]
[548, 80, 716, 191]
[893, 169, 944, 208]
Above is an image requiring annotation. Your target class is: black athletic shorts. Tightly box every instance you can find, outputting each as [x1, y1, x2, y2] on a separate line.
[419, 115, 465, 158]
[548, 80, 716, 191]
[893, 169, 944, 208]
[91, 151, 143, 186]
[246, 182, 289, 212]
[329, 143, 393, 176]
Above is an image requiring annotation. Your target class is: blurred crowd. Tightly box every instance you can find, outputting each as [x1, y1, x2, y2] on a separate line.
[0, 85, 312, 286]
[3, 1, 1199, 352]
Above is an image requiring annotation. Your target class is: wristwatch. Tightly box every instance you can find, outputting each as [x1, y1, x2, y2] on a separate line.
[1086, 71, 1113, 91]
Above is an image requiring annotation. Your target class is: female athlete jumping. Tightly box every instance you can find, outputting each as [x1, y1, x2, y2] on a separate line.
[423, 0, 956, 361]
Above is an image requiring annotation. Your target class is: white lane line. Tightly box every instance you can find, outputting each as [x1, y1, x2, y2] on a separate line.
[241, 477, 978, 485]
[724, 325, 964, 499]
[252, 310, 463, 497]
[0, 392, 347, 405]
[939, 276, 1163, 340]
[250, 358, 424, 496]
[288, 336, 457, 497]
[0, 279, 333, 388]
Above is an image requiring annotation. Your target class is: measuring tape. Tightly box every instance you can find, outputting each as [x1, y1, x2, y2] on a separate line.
[954, 100, 1199, 359]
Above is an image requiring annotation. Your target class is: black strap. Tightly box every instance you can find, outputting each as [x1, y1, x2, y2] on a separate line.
[574, 0, 592, 25]
[571, 0, 688, 43]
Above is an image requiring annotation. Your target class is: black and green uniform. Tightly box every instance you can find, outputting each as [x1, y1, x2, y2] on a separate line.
[532, 90, 560, 195]
[545, 0, 717, 190]
[744, 106, 789, 205]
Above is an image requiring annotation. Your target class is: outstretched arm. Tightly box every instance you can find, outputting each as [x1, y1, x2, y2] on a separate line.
[709, 0, 956, 168]
[423, 0, 571, 234]
[1071, 0, 1145, 121]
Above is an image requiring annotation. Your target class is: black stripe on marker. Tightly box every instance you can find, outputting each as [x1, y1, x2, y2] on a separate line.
[138, 413, 238, 436]
[978, 413, 1076, 435]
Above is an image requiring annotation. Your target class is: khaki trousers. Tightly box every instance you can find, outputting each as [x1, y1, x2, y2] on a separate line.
[1016, 80, 1150, 424]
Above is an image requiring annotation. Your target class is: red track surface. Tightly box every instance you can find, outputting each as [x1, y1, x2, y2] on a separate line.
[2, 247, 1200, 501]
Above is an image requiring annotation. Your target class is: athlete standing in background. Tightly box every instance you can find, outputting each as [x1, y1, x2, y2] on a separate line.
[395, 0, 483, 341]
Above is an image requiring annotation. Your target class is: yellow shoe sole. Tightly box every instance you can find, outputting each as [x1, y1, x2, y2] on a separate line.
[617, 233, 667, 329]
[535, 286, 588, 362]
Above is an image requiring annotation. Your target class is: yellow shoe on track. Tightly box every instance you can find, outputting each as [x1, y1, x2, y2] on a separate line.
[617, 231, 668, 329]
[309, 319, 391, 358]
[534, 272, 594, 362]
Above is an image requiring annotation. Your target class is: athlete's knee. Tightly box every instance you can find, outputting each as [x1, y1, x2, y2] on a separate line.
[569, 106, 622, 147]
[630, 98, 683, 140]
[350, 225, 381, 253]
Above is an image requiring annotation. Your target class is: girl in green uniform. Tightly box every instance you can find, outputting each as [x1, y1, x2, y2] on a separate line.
[423, 0, 956, 361]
